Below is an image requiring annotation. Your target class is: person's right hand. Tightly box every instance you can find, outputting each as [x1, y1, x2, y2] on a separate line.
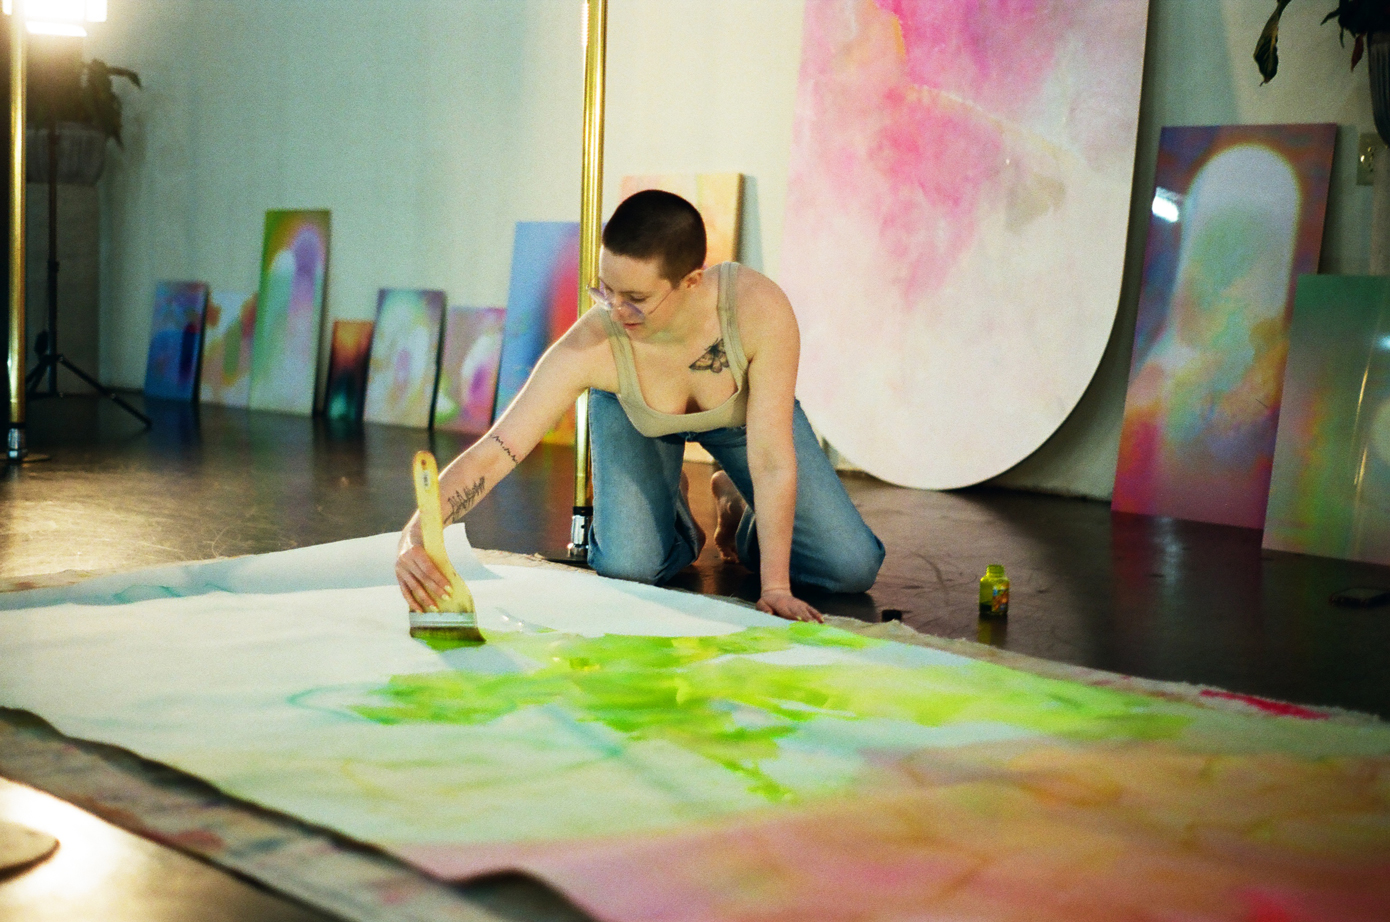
[395, 529, 450, 612]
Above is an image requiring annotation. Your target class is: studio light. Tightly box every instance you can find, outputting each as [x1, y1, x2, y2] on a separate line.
[3, 0, 106, 36]
[5, 0, 112, 461]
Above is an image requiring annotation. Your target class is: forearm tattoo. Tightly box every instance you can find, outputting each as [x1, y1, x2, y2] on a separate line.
[445, 477, 486, 524]
[491, 433, 521, 465]
[689, 339, 729, 374]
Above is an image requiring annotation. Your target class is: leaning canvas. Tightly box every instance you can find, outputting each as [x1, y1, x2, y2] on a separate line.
[362, 289, 445, 429]
[199, 290, 256, 408]
[1113, 124, 1336, 529]
[1263, 275, 1390, 565]
[780, 1, 1150, 490]
[496, 222, 579, 440]
[323, 319, 374, 424]
[248, 210, 331, 416]
[144, 281, 209, 402]
[619, 174, 743, 266]
[434, 306, 505, 436]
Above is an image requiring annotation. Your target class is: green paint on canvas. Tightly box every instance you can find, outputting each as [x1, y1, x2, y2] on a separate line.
[353, 625, 1188, 802]
[1265, 275, 1390, 564]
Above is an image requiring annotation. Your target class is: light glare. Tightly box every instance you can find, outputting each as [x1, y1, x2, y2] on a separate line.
[27, 19, 84, 34]
[1151, 195, 1179, 224]
[27, 0, 84, 22]
[3, 0, 107, 23]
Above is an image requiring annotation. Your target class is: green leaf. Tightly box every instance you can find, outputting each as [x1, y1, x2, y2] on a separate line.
[1255, 0, 1297, 84]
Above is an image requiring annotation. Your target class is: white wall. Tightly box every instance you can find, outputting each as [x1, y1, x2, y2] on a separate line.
[86, 0, 805, 394]
[86, 0, 1377, 499]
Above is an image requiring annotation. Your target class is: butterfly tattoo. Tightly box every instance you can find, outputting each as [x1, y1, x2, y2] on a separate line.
[689, 339, 729, 374]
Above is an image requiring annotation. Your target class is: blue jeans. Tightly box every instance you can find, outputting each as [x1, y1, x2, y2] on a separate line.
[586, 389, 885, 593]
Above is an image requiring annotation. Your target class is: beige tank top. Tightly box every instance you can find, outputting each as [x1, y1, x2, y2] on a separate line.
[597, 261, 750, 438]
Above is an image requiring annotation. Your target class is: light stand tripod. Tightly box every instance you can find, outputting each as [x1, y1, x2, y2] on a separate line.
[25, 114, 148, 426]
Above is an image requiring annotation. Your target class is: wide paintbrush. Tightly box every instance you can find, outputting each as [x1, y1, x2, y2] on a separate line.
[407, 450, 485, 645]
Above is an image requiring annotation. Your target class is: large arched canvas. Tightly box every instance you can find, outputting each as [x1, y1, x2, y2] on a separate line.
[782, 0, 1149, 489]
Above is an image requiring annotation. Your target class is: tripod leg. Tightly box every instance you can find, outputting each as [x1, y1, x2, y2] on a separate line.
[55, 356, 152, 427]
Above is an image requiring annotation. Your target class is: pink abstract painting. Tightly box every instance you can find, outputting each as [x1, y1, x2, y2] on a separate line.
[434, 306, 505, 436]
[781, 0, 1149, 489]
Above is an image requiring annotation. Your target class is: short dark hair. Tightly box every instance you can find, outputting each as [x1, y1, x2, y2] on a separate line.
[603, 190, 707, 283]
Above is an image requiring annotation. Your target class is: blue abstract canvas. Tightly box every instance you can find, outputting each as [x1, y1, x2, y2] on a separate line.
[144, 281, 210, 402]
[495, 223, 579, 425]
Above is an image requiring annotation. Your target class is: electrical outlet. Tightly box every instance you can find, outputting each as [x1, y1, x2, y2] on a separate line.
[1359, 132, 1386, 185]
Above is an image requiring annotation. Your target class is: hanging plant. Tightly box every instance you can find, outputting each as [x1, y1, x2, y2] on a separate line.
[1255, 0, 1390, 84]
[28, 57, 141, 147]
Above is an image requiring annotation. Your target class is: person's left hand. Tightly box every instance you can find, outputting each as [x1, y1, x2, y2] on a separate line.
[757, 588, 824, 623]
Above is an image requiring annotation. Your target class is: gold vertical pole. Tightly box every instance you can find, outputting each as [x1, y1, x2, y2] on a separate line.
[7, 0, 26, 462]
[568, 0, 606, 558]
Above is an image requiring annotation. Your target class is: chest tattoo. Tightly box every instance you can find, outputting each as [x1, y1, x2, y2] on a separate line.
[689, 339, 729, 374]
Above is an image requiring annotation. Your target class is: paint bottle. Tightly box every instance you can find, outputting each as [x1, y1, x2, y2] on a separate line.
[979, 565, 1009, 618]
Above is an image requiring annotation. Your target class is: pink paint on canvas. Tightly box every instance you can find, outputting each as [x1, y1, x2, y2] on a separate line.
[396, 739, 1390, 922]
[435, 306, 505, 436]
[782, 0, 1148, 489]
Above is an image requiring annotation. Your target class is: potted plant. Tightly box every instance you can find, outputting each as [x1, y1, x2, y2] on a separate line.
[26, 47, 140, 186]
[1255, 0, 1390, 142]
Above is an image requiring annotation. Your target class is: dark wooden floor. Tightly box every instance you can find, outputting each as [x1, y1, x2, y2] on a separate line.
[4, 394, 1390, 921]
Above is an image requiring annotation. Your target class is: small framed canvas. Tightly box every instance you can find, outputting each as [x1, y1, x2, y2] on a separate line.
[200, 290, 256, 408]
[362, 289, 446, 429]
[144, 281, 210, 402]
[434, 306, 505, 436]
[324, 319, 375, 424]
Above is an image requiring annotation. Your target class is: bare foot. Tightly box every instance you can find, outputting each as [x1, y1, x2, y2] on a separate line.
[681, 470, 707, 555]
[711, 471, 744, 563]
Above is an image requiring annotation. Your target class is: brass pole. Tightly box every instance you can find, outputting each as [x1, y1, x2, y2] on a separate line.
[568, 0, 606, 558]
[7, 2, 26, 462]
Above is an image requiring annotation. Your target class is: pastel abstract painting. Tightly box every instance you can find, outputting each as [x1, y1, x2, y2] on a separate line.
[199, 290, 256, 408]
[362, 289, 445, 429]
[1264, 275, 1390, 565]
[249, 210, 331, 416]
[781, 0, 1149, 489]
[496, 222, 579, 441]
[619, 173, 743, 265]
[1114, 124, 1336, 529]
[434, 306, 505, 436]
[143, 281, 209, 402]
[324, 319, 374, 424]
[1, 532, 1387, 922]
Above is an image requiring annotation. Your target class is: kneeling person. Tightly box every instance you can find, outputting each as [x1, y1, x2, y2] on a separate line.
[395, 190, 884, 622]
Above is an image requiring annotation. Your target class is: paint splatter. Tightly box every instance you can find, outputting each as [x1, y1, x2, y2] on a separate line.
[354, 625, 1188, 802]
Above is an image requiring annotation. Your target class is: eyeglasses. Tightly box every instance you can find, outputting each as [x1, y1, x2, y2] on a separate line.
[587, 281, 676, 323]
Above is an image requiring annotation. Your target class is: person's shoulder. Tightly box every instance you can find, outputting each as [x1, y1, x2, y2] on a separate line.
[541, 308, 616, 389]
[728, 263, 784, 303]
[557, 307, 611, 350]
[729, 264, 796, 344]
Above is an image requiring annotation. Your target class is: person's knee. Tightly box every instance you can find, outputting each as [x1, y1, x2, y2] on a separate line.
[589, 544, 664, 585]
[816, 538, 885, 594]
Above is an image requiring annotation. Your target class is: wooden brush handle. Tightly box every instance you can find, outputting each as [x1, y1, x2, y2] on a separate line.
[412, 451, 476, 613]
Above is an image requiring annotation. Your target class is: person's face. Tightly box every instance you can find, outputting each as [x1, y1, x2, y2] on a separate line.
[592, 250, 687, 329]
